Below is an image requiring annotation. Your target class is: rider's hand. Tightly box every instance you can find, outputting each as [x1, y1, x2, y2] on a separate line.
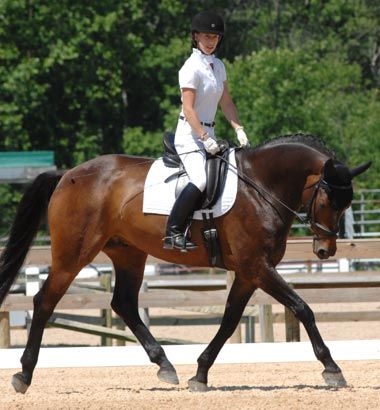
[236, 127, 250, 147]
[202, 137, 220, 155]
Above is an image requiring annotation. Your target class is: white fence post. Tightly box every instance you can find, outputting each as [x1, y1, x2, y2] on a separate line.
[139, 281, 150, 328]
[25, 266, 40, 333]
[344, 207, 354, 239]
[341, 207, 354, 273]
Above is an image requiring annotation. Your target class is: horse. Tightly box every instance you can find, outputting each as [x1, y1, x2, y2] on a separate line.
[0, 134, 371, 393]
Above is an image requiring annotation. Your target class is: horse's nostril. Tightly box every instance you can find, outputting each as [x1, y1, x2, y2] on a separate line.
[317, 249, 328, 259]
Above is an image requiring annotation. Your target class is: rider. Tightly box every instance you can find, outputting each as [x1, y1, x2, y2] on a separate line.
[163, 10, 249, 251]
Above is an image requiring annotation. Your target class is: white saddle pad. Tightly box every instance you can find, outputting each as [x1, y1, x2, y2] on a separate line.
[143, 149, 238, 220]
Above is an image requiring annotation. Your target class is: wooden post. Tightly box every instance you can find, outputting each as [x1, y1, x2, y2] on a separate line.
[100, 272, 112, 346]
[285, 307, 300, 342]
[0, 312, 11, 348]
[115, 312, 126, 346]
[284, 284, 300, 342]
[258, 305, 274, 342]
[226, 271, 242, 343]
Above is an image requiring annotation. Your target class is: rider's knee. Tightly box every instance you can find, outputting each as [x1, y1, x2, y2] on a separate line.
[191, 177, 206, 192]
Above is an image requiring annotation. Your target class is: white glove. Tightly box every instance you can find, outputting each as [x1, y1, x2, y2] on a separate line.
[236, 127, 249, 147]
[202, 137, 220, 155]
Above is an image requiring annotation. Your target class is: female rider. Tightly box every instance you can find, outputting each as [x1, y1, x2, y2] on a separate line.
[163, 11, 249, 251]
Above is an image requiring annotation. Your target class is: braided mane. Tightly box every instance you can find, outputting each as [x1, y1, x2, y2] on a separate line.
[255, 133, 335, 158]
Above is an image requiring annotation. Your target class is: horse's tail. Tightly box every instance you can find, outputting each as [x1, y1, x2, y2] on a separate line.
[0, 170, 64, 306]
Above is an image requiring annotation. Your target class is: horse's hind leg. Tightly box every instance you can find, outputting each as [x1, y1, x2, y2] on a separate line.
[259, 266, 347, 387]
[108, 246, 179, 385]
[11, 259, 84, 394]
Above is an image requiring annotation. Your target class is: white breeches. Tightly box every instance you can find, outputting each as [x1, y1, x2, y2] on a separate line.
[174, 120, 215, 192]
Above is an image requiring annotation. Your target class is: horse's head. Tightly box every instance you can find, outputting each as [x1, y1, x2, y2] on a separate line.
[303, 158, 371, 259]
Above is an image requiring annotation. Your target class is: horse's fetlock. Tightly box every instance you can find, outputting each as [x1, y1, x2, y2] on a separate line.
[148, 346, 165, 364]
[316, 345, 331, 362]
[197, 352, 211, 368]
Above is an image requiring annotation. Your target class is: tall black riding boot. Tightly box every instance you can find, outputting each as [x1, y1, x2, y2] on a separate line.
[163, 182, 202, 251]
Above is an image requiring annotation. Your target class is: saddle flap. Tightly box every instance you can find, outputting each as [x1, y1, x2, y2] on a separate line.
[162, 132, 231, 209]
[162, 132, 181, 168]
[202, 146, 230, 209]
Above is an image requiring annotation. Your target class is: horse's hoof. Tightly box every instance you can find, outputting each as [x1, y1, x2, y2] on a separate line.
[188, 376, 209, 392]
[11, 373, 30, 394]
[322, 370, 347, 387]
[157, 368, 179, 385]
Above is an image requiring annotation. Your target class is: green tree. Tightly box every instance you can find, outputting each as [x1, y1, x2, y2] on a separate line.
[219, 47, 379, 187]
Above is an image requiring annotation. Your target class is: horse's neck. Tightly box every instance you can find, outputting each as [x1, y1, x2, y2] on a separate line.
[243, 144, 326, 209]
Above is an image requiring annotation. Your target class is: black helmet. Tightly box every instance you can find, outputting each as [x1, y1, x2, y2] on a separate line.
[191, 11, 224, 36]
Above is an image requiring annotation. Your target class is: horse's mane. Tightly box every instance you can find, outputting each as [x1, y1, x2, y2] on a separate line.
[254, 133, 335, 158]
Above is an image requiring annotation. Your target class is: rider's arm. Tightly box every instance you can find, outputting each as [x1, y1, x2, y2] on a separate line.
[219, 81, 243, 131]
[181, 88, 209, 141]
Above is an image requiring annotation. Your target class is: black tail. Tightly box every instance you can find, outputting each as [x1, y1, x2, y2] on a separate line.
[0, 170, 64, 305]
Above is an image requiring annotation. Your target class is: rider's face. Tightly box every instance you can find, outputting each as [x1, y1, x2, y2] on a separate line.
[194, 32, 220, 54]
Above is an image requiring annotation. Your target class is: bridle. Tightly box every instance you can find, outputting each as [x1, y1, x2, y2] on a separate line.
[303, 177, 353, 240]
[215, 150, 352, 240]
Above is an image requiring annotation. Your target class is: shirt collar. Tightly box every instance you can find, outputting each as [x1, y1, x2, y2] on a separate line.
[192, 48, 215, 65]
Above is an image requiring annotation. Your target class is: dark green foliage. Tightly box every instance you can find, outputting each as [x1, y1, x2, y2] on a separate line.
[0, 1, 378, 235]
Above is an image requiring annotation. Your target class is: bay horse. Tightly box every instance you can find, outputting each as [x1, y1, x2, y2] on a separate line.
[0, 134, 371, 393]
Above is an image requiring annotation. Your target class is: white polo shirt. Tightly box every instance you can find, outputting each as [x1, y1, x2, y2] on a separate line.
[179, 48, 227, 123]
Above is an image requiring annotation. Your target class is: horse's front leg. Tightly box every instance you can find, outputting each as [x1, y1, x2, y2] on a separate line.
[188, 275, 256, 392]
[259, 265, 347, 387]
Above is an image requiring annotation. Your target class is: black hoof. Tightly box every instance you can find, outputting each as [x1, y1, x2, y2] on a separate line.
[188, 376, 209, 392]
[322, 370, 347, 387]
[11, 372, 30, 394]
[157, 368, 179, 385]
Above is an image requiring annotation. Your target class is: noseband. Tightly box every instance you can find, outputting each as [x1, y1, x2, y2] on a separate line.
[304, 179, 338, 239]
[304, 178, 352, 240]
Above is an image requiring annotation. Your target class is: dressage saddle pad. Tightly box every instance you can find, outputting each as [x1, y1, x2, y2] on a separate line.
[143, 149, 238, 220]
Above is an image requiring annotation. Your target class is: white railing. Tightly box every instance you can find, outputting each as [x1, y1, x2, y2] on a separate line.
[292, 188, 380, 239]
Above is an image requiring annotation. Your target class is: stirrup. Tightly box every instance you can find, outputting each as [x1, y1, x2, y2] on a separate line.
[163, 231, 197, 252]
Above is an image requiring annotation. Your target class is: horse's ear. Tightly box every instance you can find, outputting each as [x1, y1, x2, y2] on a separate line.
[322, 158, 337, 179]
[349, 161, 372, 178]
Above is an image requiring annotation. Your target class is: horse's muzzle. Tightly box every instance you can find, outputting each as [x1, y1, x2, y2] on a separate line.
[313, 237, 337, 260]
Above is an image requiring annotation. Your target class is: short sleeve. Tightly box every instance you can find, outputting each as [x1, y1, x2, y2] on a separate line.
[219, 60, 227, 82]
[179, 62, 199, 89]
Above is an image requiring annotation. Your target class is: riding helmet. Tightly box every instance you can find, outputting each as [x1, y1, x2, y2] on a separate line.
[191, 11, 225, 36]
